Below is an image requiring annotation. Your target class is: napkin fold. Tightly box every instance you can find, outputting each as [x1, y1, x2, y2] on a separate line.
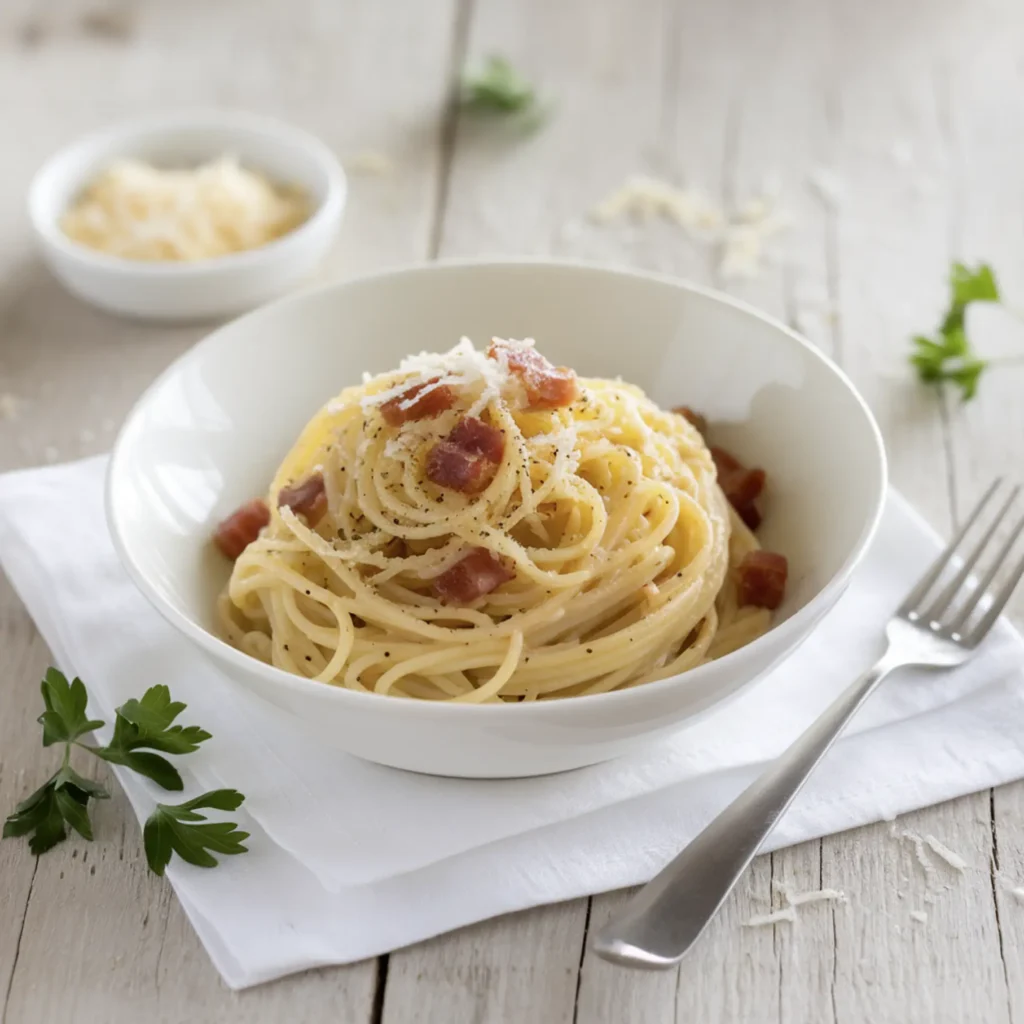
[1, 456, 1024, 989]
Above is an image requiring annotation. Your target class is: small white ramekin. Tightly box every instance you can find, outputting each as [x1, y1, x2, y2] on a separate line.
[28, 110, 347, 322]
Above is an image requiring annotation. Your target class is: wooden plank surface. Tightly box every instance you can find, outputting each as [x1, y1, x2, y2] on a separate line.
[2, 0, 1024, 1021]
[0, 0, 455, 1021]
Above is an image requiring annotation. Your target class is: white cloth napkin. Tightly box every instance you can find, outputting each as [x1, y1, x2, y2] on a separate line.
[1, 456, 1024, 989]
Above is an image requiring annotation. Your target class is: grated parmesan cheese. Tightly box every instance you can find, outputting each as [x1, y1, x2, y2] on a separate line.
[909, 910, 929, 924]
[899, 829, 938, 885]
[773, 881, 848, 906]
[61, 155, 310, 262]
[744, 907, 797, 928]
[1010, 887, 1024, 904]
[588, 174, 790, 280]
[589, 175, 724, 235]
[923, 834, 968, 872]
[720, 208, 792, 281]
[355, 337, 518, 418]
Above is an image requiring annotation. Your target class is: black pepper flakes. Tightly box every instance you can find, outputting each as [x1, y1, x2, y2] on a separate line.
[586, 648, 594, 654]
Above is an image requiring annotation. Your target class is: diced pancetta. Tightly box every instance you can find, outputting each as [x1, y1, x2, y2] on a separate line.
[448, 415, 506, 462]
[278, 472, 327, 526]
[488, 340, 578, 409]
[214, 498, 270, 559]
[425, 416, 505, 493]
[432, 547, 513, 603]
[736, 550, 788, 609]
[380, 378, 456, 426]
[711, 446, 766, 530]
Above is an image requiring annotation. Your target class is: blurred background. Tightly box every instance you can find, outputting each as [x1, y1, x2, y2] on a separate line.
[1, 0, 1021, 530]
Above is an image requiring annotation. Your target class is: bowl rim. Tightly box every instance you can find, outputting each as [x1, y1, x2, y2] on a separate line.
[106, 257, 888, 717]
[27, 108, 348, 277]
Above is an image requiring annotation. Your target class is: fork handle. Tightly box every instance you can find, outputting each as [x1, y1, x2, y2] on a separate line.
[591, 651, 901, 968]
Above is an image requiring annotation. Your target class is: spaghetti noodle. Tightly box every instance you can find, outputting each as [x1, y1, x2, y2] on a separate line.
[216, 338, 779, 702]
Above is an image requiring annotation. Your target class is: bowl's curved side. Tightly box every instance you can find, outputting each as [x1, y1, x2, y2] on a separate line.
[200, 589, 843, 777]
[107, 258, 887, 776]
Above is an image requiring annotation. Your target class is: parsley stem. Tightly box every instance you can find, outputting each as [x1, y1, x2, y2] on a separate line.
[62, 744, 71, 769]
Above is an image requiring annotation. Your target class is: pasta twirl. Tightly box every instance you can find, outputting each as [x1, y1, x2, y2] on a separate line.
[216, 338, 774, 701]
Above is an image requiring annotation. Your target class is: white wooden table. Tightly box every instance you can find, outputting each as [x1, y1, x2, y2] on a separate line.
[2, 0, 1024, 1020]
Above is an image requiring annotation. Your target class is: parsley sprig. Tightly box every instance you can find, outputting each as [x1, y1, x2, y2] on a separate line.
[461, 55, 541, 116]
[910, 262, 1001, 400]
[88, 683, 211, 790]
[145, 789, 248, 876]
[3, 669, 248, 874]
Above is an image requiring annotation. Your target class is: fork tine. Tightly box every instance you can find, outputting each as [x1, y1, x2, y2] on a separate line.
[947, 511, 1024, 633]
[921, 485, 1020, 624]
[898, 478, 1003, 619]
[965, 545, 1024, 646]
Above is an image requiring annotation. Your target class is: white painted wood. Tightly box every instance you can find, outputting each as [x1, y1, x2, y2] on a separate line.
[809, 2, 1012, 1021]
[1, 0, 1024, 1020]
[382, 904, 587, 1024]
[943, 26, 1024, 1024]
[0, 0, 454, 1020]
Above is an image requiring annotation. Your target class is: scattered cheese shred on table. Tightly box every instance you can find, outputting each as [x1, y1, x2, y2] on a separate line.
[909, 910, 929, 924]
[923, 834, 968, 872]
[899, 829, 939, 885]
[61, 155, 310, 262]
[587, 174, 790, 280]
[589, 175, 725, 235]
[773, 881, 848, 906]
[743, 906, 797, 928]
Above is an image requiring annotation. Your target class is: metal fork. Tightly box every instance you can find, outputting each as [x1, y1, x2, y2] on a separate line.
[592, 479, 1024, 969]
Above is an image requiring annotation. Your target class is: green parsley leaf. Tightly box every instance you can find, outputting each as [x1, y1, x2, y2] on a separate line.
[6, 669, 246, 876]
[3, 763, 109, 854]
[910, 262, 1001, 400]
[143, 789, 248, 876]
[950, 262, 999, 308]
[114, 685, 212, 755]
[91, 684, 212, 791]
[93, 747, 183, 790]
[461, 55, 538, 115]
[37, 668, 104, 746]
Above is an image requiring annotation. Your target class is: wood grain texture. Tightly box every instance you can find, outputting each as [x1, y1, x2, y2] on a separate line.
[945, 23, 1024, 1024]
[383, 903, 587, 1024]
[2, 0, 1024, 1020]
[0, 0, 455, 1021]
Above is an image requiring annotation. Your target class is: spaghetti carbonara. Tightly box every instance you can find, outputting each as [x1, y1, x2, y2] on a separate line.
[215, 338, 785, 702]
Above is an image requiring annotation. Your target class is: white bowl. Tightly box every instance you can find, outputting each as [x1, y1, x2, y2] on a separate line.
[28, 110, 346, 322]
[107, 260, 887, 777]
